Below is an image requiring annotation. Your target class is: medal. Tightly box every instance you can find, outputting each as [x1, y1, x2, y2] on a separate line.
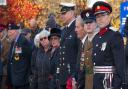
[15, 46, 22, 54]
[80, 52, 85, 70]
[14, 53, 20, 61]
[101, 42, 107, 51]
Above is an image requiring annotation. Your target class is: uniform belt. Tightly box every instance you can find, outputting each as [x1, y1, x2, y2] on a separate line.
[93, 66, 115, 73]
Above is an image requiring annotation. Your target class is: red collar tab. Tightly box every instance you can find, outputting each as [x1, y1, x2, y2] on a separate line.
[99, 27, 108, 36]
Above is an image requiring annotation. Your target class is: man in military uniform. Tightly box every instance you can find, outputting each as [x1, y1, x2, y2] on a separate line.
[7, 23, 32, 89]
[92, 1, 125, 89]
[82, 8, 99, 89]
[75, 8, 99, 89]
[52, 2, 80, 89]
[75, 15, 87, 89]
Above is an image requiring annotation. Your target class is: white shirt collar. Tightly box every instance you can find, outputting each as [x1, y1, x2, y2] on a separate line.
[82, 35, 87, 45]
[67, 19, 75, 27]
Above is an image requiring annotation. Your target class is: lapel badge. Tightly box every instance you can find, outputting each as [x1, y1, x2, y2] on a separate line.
[69, 35, 72, 38]
[101, 42, 107, 51]
[86, 12, 89, 17]
[66, 35, 72, 39]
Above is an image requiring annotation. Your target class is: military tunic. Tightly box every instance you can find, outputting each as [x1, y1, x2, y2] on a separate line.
[54, 20, 79, 86]
[92, 25, 125, 89]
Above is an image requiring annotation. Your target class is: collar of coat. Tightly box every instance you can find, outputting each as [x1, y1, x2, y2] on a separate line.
[99, 24, 111, 36]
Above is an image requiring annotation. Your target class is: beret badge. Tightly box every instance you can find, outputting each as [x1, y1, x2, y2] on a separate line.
[97, 6, 100, 10]
[86, 12, 89, 17]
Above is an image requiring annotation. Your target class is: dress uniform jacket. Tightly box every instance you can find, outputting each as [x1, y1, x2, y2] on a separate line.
[92, 25, 125, 89]
[84, 38, 94, 89]
[7, 34, 32, 86]
[53, 20, 79, 86]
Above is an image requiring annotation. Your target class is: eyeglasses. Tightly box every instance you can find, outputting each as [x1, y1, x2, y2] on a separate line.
[40, 37, 48, 41]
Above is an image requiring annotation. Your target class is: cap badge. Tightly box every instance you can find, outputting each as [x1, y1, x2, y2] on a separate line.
[97, 6, 100, 10]
[86, 12, 89, 17]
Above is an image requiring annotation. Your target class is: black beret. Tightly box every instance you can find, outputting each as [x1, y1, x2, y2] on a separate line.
[48, 28, 61, 39]
[92, 1, 112, 16]
[80, 8, 96, 23]
[8, 23, 20, 30]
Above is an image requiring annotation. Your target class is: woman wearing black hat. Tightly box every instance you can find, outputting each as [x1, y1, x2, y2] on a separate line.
[48, 28, 61, 89]
[49, 28, 61, 52]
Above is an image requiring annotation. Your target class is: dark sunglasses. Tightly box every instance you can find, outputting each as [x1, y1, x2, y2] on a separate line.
[40, 37, 48, 41]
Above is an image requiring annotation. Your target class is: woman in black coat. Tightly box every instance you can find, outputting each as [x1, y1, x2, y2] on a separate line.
[48, 28, 61, 89]
[30, 29, 51, 89]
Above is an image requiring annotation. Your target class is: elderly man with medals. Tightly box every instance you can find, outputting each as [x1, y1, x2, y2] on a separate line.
[7, 23, 32, 89]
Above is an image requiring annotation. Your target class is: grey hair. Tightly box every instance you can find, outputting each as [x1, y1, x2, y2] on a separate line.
[34, 33, 40, 48]
[76, 15, 84, 27]
[34, 28, 50, 48]
[39, 28, 50, 39]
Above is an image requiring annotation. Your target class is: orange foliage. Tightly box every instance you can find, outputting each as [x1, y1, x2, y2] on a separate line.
[0, 0, 41, 25]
